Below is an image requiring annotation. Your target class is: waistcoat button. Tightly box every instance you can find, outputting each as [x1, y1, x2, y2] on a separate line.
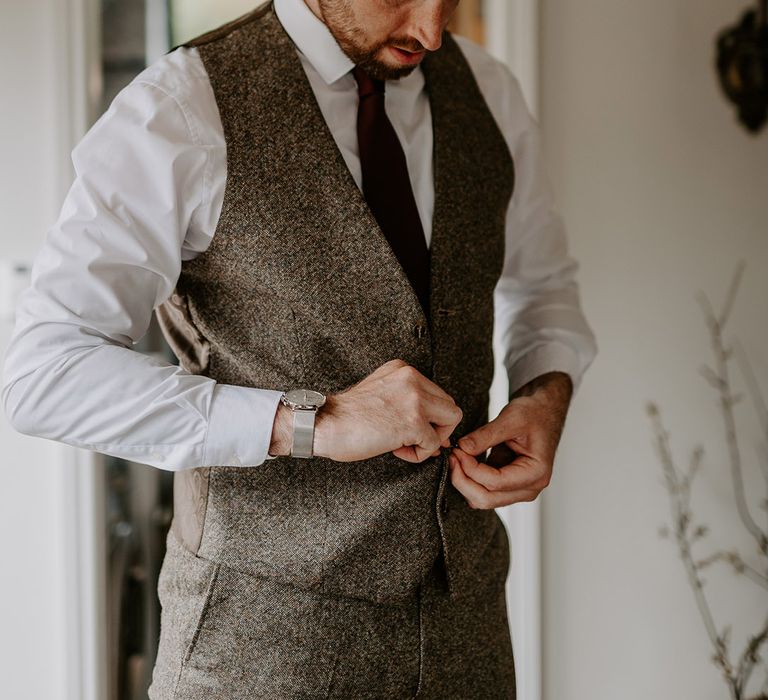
[414, 323, 427, 339]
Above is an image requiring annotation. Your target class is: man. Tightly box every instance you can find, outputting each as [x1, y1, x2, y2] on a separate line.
[1, 0, 597, 697]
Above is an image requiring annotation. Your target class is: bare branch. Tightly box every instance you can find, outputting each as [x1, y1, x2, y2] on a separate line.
[701, 276, 768, 556]
[649, 407, 734, 680]
[695, 549, 768, 590]
[737, 613, 768, 693]
[701, 364, 726, 390]
[650, 264, 767, 699]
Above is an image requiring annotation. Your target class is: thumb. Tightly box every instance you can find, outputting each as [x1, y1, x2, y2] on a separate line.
[457, 414, 509, 457]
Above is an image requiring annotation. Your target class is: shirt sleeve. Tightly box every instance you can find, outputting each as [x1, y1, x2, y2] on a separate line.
[494, 72, 598, 398]
[0, 53, 284, 470]
[456, 37, 598, 399]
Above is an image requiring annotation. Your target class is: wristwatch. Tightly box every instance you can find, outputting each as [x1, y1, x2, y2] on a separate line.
[280, 389, 327, 458]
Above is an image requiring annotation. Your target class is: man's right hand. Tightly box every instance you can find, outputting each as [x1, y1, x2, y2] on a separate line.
[269, 359, 462, 463]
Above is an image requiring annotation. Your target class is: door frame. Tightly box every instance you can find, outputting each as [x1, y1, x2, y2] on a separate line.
[55, 1, 108, 699]
[485, 2, 543, 700]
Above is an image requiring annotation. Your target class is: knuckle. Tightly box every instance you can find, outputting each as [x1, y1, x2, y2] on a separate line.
[402, 367, 422, 385]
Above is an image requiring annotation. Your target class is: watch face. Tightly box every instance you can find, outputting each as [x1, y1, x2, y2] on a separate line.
[283, 388, 326, 409]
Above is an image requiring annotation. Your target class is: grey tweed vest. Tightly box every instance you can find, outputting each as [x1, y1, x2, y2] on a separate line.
[155, 1, 515, 605]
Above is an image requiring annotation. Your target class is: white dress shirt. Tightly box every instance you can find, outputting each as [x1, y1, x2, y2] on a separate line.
[0, 0, 597, 471]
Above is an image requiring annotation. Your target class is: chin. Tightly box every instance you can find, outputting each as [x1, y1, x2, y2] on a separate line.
[363, 53, 418, 81]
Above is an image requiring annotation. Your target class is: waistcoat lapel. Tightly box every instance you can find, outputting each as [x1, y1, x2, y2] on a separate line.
[422, 34, 515, 417]
[195, 5, 433, 380]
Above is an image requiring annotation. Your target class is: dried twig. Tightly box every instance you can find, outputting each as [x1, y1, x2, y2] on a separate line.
[648, 405, 735, 686]
[695, 263, 768, 557]
[695, 550, 768, 590]
[648, 263, 768, 699]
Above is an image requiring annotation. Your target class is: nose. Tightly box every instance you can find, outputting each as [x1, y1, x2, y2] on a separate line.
[408, 0, 447, 52]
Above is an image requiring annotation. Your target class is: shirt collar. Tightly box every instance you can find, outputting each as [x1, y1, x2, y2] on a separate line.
[274, 0, 355, 85]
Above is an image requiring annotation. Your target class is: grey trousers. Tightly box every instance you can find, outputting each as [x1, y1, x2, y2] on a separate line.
[148, 525, 516, 699]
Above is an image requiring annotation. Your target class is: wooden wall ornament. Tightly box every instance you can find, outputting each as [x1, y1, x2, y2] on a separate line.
[715, 0, 768, 133]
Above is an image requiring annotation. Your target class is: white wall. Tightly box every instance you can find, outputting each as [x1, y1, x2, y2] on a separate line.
[539, 1, 768, 698]
[0, 3, 68, 698]
[0, 2, 105, 699]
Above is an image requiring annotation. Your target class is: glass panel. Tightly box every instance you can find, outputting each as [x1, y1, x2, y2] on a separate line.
[101, 0, 146, 107]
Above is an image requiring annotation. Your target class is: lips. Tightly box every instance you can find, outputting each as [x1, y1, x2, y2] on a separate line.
[389, 45, 426, 64]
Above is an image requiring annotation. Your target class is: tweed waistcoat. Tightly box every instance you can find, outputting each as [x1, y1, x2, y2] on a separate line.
[155, 1, 515, 605]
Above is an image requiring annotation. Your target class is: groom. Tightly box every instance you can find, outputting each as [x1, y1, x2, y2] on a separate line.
[147, 0, 595, 697]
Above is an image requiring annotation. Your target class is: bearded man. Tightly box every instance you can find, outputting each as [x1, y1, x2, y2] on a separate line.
[1, 0, 598, 697]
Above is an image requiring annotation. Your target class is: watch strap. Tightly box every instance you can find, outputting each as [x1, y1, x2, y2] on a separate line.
[290, 407, 316, 458]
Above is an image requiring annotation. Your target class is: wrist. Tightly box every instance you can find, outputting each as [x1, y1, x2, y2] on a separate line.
[268, 402, 293, 457]
[313, 394, 337, 460]
[511, 371, 573, 402]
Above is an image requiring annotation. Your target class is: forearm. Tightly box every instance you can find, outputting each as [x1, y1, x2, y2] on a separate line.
[2, 321, 284, 470]
[511, 370, 573, 402]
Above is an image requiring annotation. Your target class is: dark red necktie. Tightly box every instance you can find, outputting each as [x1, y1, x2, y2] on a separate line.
[353, 65, 431, 319]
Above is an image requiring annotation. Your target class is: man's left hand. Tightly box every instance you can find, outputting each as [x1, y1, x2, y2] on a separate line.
[448, 371, 573, 509]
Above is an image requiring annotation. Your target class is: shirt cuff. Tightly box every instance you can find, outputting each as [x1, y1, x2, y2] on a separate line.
[506, 342, 586, 400]
[203, 384, 285, 467]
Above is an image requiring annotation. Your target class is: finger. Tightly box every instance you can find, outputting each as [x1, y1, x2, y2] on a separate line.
[387, 367, 461, 417]
[421, 395, 463, 433]
[392, 444, 422, 462]
[393, 423, 443, 463]
[448, 453, 540, 508]
[434, 423, 454, 448]
[452, 447, 547, 492]
[393, 442, 440, 463]
[457, 410, 526, 457]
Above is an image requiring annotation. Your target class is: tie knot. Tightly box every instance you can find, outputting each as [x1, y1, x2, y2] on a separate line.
[352, 65, 385, 98]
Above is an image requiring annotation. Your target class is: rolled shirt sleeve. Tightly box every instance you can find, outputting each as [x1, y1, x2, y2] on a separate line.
[0, 49, 284, 470]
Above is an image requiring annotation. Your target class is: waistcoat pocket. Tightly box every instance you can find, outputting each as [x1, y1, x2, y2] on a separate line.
[150, 530, 222, 699]
[174, 561, 344, 699]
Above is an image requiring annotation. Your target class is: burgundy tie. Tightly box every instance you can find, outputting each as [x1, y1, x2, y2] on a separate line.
[353, 65, 431, 320]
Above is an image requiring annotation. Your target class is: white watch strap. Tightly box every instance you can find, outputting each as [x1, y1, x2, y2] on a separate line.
[291, 408, 316, 458]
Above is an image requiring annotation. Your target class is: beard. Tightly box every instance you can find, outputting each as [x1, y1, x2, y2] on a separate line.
[316, 0, 427, 80]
